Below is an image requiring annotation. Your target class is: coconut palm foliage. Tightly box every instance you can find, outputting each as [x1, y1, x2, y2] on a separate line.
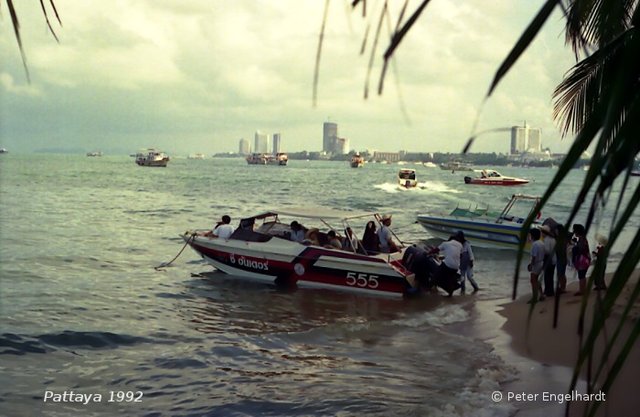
[3, 0, 61, 82]
[340, 1, 639, 416]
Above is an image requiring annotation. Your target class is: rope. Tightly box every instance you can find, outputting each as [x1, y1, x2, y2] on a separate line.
[154, 233, 196, 270]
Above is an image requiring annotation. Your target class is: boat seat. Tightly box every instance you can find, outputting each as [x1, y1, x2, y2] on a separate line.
[229, 228, 273, 242]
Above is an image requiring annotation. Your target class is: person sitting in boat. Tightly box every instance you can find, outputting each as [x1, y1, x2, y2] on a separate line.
[342, 227, 360, 252]
[289, 221, 306, 243]
[362, 221, 380, 254]
[207, 215, 234, 239]
[377, 214, 399, 253]
[304, 228, 321, 246]
[325, 230, 342, 249]
[480, 170, 488, 178]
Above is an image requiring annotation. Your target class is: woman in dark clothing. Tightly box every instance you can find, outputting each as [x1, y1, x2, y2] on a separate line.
[572, 223, 591, 296]
[361, 221, 380, 254]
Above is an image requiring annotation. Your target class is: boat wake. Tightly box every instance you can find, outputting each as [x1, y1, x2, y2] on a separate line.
[374, 181, 461, 194]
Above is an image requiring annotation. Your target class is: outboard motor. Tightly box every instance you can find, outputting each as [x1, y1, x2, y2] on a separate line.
[402, 245, 440, 289]
[464, 176, 472, 184]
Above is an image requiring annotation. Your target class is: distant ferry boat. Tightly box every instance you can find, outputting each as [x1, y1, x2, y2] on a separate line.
[188, 153, 206, 159]
[439, 161, 473, 172]
[134, 149, 170, 167]
[246, 153, 288, 165]
[350, 153, 364, 168]
[0, 148, 8, 154]
[86, 151, 103, 157]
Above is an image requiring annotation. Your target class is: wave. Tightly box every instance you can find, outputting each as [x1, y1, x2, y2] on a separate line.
[0, 331, 152, 355]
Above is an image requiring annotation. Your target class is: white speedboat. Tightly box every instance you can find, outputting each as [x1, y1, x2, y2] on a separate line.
[398, 169, 418, 188]
[416, 194, 541, 250]
[86, 151, 102, 157]
[183, 208, 417, 297]
[350, 153, 364, 168]
[135, 149, 170, 167]
[464, 170, 529, 186]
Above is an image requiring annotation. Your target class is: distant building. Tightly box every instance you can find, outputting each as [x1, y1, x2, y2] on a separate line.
[372, 151, 400, 162]
[323, 122, 338, 153]
[254, 131, 269, 154]
[239, 138, 250, 155]
[335, 137, 349, 154]
[272, 133, 282, 154]
[510, 122, 542, 154]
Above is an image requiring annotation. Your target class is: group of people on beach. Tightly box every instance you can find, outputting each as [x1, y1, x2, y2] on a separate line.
[527, 220, 607, 303]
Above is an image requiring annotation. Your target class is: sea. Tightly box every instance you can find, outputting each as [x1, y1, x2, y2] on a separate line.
[1, 154, 638, 417]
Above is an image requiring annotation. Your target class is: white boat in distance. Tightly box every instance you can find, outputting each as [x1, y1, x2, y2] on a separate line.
[350, 153, 364, 168]
[398, 169, 418, 188]
[464, 170, 529, 186]
[246, 152, 288, 165]
[183, 208, 417, 297]
[416, 194, 541, 250]
[439, 161, 474, 172]
[135, 149, 170, 167]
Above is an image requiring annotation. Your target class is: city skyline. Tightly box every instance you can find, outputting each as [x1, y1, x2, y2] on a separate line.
[1, 2, 577, 155]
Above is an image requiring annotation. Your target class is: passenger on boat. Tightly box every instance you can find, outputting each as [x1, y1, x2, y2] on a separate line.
[211, 215, 234, 239]
[325, 230, 342, 249]
[362, 221, 380, 254]
[304, 228, 321, 246]
[289, 221, 306, 243]
[342, 227, 359, 252]
[377, 214, 399, 253]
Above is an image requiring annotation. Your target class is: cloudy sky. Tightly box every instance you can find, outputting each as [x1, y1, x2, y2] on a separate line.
[0, 0, 577, 155]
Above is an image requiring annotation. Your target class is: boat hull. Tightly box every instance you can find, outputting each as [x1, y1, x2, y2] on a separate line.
[416, 215, 531, 250]
[136, 159, 169, 167]
[463, 177, 529, 186]
[184, 234, 415, 297]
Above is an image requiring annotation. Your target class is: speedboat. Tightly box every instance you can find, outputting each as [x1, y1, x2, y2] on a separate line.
[416, 194, 541, 250]
[135, 149, 170, 167]
[464, 170, 529, 186]
[398, 169, 418, 188]
[182, 208, 417, 297]
[350, 153, 364, 168]
[86, 151, 102, 157]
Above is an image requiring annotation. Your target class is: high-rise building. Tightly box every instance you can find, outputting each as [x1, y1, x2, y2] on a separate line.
[239, 138, 250, 155]
[254, 131, 269, 154]
[323, 122, 338, 153]
[335, 137, 349, 154]
[510, 122, 542, 154]
[272, 133, 281, 154]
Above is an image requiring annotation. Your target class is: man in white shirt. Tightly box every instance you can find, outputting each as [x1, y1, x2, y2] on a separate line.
[430, 232, 464, 296]
[377, 215, 399, 253]
[211, 215, 234, 239]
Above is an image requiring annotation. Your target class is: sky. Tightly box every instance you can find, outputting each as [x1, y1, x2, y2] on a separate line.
[0, 0, 579, 155]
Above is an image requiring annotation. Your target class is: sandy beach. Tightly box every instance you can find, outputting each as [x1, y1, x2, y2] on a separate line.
[498, 270, 640, 417]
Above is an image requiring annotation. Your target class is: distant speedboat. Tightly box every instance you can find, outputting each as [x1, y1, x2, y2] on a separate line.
[398, 169, 418, 188]
[134, 149, 170, 167]
[188, 153, 206, 159]
[422, 161, 437, 168]
[417, 194, 541, 250]
[0, 148, 8, 154]
[464, 170, 529, 186]
[86, 151, 102, 157]
[350, 153, 364, 168]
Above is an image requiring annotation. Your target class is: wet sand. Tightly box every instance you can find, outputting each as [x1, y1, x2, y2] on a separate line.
[496, 270, 640, 417]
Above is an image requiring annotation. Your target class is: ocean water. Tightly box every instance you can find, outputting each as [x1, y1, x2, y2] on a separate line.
[0, 154, 638, 417]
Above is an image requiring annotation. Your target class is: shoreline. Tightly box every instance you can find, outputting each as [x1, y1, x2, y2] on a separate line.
[493, 269, 640, 416]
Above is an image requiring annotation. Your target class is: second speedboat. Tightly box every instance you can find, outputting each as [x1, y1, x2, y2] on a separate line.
[398, 169, 418, 188]
[464, 170, 529, 186]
